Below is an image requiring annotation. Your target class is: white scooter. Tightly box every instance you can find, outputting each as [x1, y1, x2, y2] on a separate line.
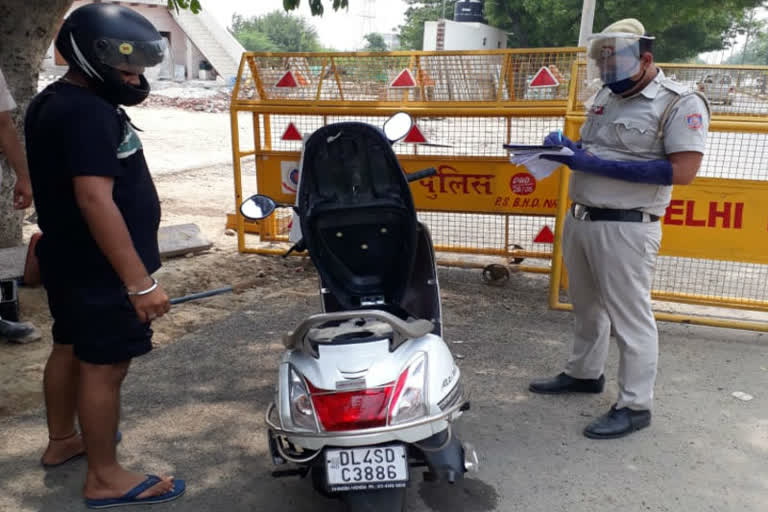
[240, 113, 477, 511]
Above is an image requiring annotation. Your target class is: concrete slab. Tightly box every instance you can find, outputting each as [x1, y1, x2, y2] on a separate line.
[158, 223, 213, 258]
[0, 223, 210, 281]
[0, 246, 26, 281]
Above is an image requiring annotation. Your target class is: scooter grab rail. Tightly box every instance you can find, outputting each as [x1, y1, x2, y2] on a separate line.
[283, 310, 434, 357]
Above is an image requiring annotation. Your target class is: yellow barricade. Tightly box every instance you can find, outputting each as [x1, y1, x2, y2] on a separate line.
[229, 49, 583, 270]
[229, 52, 768, 331]
[549, 62, 768, 332]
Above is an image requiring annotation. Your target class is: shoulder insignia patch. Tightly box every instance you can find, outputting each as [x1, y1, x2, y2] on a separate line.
[686, 113, 703, 130]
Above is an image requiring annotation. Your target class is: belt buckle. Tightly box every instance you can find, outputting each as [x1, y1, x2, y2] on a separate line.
[573, 204, 590, 220]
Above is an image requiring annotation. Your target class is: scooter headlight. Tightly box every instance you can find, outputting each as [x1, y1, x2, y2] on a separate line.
[289, 366, 317, 431]
[389, 353, 428, 425]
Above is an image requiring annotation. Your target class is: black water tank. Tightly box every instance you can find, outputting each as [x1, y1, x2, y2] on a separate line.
[454, 1, 484, 22]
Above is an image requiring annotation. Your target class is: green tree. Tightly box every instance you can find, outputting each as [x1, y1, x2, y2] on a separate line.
[398, 0, 458, 50]
[482, 0, 766, 62]
[283, 0, 349, 16]
[724, 8, 767, 64]
[230, 11, 322, 52]
[167, 0, 201, 14]
[362, 33, 388, 51]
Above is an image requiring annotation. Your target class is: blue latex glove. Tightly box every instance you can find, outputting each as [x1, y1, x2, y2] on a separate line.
[543, 131, 581, 151]
[541, 146, 673, 186]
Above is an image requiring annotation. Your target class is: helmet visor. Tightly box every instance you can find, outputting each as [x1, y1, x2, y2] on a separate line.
[93, 37, 167, 72]
[586, 33, 652, 85]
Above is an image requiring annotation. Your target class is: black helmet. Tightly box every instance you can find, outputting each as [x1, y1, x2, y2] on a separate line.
[55, 4, 166, 106]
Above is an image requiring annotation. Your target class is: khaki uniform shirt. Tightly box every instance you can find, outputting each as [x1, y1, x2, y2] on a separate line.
[571, 69, 710, 217]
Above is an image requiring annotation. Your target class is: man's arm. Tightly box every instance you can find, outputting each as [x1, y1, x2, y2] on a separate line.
[0, 111, 32, 208]
[539, 143, 703, 186]
[73, 175, 169, 322]
[668, 151, 703, 185]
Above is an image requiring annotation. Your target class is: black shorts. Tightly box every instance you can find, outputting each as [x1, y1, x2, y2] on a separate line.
[45, 284, 153, 365]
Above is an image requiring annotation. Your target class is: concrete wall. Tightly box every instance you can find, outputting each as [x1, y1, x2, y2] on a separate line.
[423, 22, 439, 51]
[47, 0, 204, 80]
[423, 20, 507, 51]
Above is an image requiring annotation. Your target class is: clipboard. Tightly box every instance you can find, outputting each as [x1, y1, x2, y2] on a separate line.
[503, 144, 564, 151]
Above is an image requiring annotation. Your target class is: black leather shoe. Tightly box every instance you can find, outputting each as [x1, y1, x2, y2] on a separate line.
[583, 405, 651, 439]
[529, 372, 605, 394]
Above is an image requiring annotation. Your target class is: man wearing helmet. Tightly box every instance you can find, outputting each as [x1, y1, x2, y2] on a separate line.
[528, 19, 710, 439]
[25, 4, 185, 507]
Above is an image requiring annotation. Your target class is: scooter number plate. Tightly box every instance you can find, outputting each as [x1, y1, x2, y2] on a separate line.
[325, 445, 408, 491]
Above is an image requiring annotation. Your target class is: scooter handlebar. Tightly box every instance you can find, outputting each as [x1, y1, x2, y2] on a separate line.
[406, 168, 437, 183]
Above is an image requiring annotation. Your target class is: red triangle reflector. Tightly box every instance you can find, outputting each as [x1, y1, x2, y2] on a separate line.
[281, 122, 303, 141]
[533, 225, 555, 243]
[276, 71, 298, 88]
[529, 66, 559, 88]
[390, 69, 417, 88]
[403, 125, 427, 143]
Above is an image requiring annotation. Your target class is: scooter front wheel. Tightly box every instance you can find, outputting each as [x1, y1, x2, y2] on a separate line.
[340, 488, 406, 512]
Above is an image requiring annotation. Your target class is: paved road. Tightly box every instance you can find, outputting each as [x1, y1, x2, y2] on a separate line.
[1, 268, 766, 511]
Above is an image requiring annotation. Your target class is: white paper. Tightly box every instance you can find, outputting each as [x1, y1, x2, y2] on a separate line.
[507, 146, 574, 180]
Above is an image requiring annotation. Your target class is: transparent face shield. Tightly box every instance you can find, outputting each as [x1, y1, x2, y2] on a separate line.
[586, 33, 654, 85]
[93, 37, 167, 72]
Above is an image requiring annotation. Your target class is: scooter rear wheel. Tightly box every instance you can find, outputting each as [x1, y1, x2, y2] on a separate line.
[341, 488, 406, 512]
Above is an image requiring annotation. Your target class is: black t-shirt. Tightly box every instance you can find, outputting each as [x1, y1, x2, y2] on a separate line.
[25, 82, 161, 287]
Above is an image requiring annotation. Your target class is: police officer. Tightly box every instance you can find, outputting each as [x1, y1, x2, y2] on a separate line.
[529, 18, 710, 439]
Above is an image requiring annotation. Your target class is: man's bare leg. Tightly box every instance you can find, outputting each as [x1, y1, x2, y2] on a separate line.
[41, 344, 83, 465]
[79, 359, 174, 501]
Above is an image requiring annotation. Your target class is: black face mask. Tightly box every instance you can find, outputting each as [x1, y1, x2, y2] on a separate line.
[607, 66, 647, 95]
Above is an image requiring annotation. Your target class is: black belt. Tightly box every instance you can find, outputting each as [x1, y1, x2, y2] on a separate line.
[571, 203, 659, 222]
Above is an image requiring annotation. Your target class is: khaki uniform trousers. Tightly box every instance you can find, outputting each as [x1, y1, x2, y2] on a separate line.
[562, 212, 662, 411]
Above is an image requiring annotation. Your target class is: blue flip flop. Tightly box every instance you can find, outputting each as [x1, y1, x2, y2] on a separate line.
[85, 474, 186, 509]
[41, 431, 123, 469]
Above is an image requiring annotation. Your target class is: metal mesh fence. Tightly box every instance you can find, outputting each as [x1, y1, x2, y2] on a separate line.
[654, 257, 768, 304]
[260, 114, 564, 157]
[418, 212, 554, 265]
[575, 62, 768, 117]
[236, 49, 582, 104]
[700, 131, 768, 180]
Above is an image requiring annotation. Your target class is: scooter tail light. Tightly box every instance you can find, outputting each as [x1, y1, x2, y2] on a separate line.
[288, 366, 318, 431]
[388, 353, 428, 425]
[308, 381, 394, 432]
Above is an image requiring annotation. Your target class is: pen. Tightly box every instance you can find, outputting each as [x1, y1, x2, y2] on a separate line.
[557, 129, 563, 144]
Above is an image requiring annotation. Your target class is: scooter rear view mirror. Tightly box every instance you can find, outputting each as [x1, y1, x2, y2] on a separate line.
[383, 112, 413, 142]
[240, 194, 277, 220]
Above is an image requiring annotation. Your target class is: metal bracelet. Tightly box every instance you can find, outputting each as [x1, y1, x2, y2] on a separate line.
[126, 277, 159, 296]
